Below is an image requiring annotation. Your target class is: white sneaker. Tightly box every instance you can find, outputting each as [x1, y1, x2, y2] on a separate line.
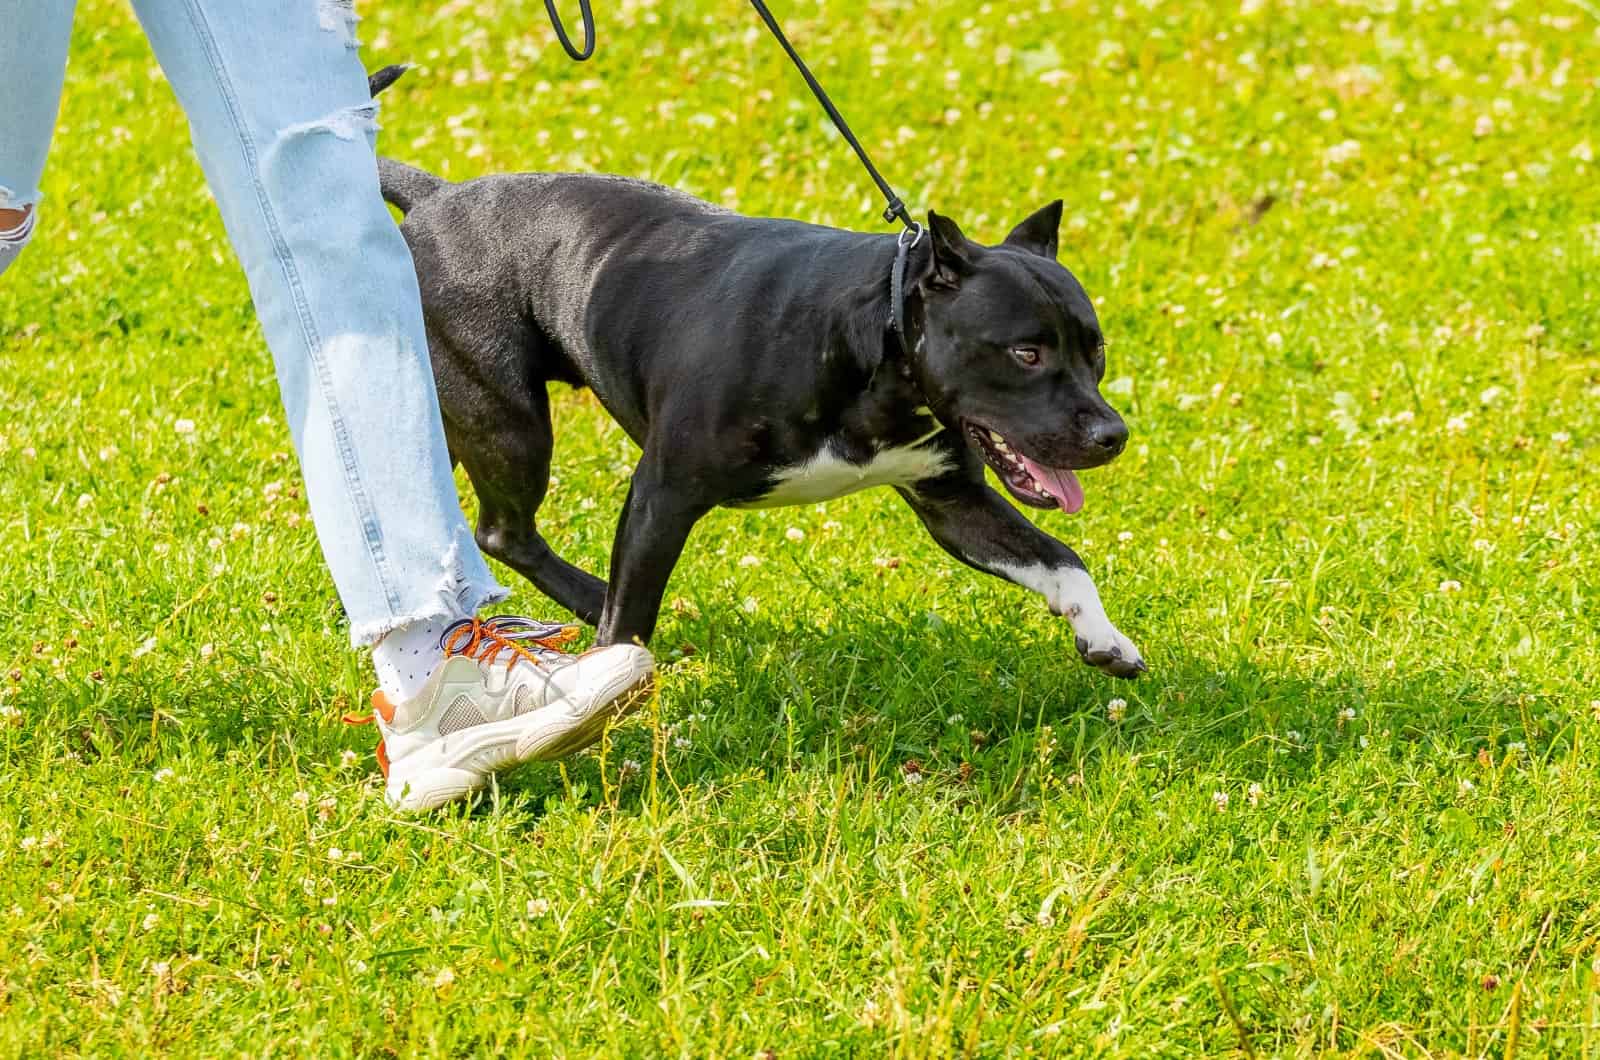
[346, 616, 653, 811]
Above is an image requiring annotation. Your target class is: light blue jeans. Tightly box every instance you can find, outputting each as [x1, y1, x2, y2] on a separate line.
[1, 0, 507, 645]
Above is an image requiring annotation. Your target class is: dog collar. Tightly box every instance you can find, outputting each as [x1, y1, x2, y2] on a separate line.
[888, 222, 923, 357]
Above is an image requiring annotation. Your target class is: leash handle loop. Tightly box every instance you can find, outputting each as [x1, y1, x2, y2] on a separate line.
[746, 0, 915, 232]
[543, 0, 596, 61]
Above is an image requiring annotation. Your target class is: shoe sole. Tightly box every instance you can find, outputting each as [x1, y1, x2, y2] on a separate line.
[384, 651, 654, 812]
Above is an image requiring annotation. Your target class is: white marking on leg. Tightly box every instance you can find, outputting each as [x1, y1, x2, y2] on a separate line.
[992, 562, 1142, 670]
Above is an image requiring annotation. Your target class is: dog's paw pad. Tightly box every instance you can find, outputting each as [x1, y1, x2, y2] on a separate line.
[1074, 626, 1146, 679]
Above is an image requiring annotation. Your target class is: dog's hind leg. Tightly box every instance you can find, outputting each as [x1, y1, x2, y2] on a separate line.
[451, 392, 609, 625]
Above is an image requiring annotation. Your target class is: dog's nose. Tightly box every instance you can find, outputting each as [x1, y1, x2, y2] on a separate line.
[1086, 417, 1128, 456]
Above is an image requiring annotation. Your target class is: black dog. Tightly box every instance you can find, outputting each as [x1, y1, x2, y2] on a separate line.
[369, 67, 1144, 678]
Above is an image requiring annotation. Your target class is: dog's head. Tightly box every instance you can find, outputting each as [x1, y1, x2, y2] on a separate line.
[908, 202, 1125, 513]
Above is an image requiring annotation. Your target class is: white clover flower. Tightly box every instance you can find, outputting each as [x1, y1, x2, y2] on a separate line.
[142, 913, 159, 932]
[1211, 791, 1230, 812]
[1438, 580, 1463, 594]
[742, 597, 759, 614]
[153, 767, 175, 783]
[526, 897, 551, 918]
[739, 554, 762, 567]
[340, 749, 359, 769]
[1446, 415, 1470, 434]
[173, 419, 196, 435]
[1479, 386, 1504, 406]
[1323, 139, 1361, 165]
[1338, 707, 1357, 722]
[673, 736, 693, 750]
[785, 527, 805, 542]
[1106, 698, 1127, 723]
[291, 790, 310, 808]
[1247, 782, 1264, 806]
[327, 847, 344, 862]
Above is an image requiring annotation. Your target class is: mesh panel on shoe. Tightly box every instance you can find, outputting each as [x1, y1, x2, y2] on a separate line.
[514, 685, 535, 716]
[437, 694, 486, 736]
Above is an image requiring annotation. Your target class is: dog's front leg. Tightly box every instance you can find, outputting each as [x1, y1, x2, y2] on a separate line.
[596, 464, 710, 648]
[898, 481, 1146, 678]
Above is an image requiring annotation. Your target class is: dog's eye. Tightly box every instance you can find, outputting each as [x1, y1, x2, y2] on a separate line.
[1010, 345, 1042, 367]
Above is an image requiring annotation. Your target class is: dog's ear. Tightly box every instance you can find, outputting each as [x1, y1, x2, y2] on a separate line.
[1003, 200, 1063, 259]
[922, 210, 975, 288]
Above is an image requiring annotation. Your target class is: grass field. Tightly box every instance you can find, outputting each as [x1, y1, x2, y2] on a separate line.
[3, 0, 1599, 1054]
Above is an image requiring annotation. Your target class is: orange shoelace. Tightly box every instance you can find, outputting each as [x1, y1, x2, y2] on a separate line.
[440, 615, 580, 670]
[342, 616, 582, 777]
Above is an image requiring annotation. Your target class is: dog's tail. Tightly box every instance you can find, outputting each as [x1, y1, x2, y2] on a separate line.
[365, 64, 448, 214]
[367, 63, 410, 97]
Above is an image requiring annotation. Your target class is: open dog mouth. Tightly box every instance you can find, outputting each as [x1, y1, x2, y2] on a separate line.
[965, 421, 1086, 514]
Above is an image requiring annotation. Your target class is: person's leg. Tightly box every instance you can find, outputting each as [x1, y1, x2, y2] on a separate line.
[124, 0, 651, 806]
[126, 0, 503, 648]
[0, 0, 75, 277]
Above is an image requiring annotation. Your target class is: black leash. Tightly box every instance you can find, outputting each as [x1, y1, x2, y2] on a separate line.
[543, 0, 596, 62]
[540, 0, 915, 233]
[741, 0, 924, 355]
[540, 0, 923, 351]
[742, 0, 914, 232]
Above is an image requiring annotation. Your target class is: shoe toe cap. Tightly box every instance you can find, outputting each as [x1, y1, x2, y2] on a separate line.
[566, 643, 655, 705]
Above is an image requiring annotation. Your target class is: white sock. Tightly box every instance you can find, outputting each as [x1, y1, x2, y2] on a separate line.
[372, 618, 449, 703]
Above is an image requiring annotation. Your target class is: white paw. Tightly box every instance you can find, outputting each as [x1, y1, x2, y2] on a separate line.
[993, 562, 1147, 679]
[1072, 620, 1146, 679]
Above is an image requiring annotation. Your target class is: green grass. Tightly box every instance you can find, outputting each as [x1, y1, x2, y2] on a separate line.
[3, 0, 1599, 1054]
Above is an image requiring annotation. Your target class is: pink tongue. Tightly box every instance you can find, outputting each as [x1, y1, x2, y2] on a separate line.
[1020, 456, 1085, 514]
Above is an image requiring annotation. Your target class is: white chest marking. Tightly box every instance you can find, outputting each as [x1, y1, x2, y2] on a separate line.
[738, 439, 952, 508]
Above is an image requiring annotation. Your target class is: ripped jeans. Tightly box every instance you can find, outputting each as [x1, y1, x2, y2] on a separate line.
[0, 0, 507, 644]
